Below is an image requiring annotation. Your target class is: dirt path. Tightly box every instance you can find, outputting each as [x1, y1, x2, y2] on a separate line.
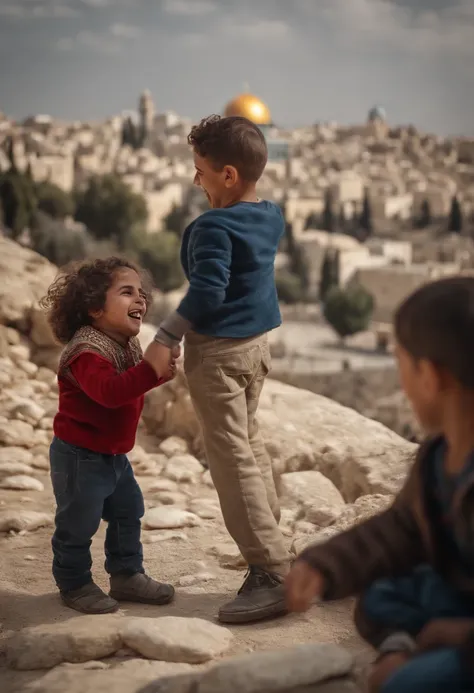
[0, 455, 370, 692]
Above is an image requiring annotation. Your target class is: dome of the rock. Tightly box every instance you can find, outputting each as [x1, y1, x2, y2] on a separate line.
[223, 93, 272, 125]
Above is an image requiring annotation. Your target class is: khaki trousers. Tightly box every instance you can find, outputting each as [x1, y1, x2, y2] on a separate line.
[184, 331, 291, 575]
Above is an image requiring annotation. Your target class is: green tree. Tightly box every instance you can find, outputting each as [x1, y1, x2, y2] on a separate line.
[121, 117, 145, 150]
[319, 249, 340, 302]
[75, 174, 148, 249]
[0, 170, 36, 239]
[284, 218, 310, 294]
[448, 195, 463, 234]
[418, 199, 432, 228]
[322, 188, 335, 233]
[36, 181, 75, 220]
[360, 189, 373, 236]
[130, 229, 184, 293]
[30, 212, 116, 267]
[324, 284, 374, 341]
[275, 269, 305, 304]
[165, 203, 187, 237]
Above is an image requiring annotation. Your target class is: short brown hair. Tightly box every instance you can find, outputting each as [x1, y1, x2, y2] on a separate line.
[188, 115, 268, 182]
[395, 276, 474, 388]
[40, 257, 153, 344]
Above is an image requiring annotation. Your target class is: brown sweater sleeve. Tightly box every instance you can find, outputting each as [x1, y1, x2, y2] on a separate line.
[298, 485, 425, 601]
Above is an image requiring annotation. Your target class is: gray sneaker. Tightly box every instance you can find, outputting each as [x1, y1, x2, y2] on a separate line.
[61, 581, 119, 614]
[218, 566, 288, 624]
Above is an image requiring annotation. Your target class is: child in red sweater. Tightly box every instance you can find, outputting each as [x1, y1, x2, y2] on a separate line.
[41, 257, 176, 614]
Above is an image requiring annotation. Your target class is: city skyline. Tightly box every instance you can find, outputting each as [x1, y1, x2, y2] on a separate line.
[1, 0, 473, 136]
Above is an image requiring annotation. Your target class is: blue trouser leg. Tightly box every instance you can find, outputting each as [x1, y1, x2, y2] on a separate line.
[361, 565, 473, 636]
[50, 437, 144, 592]
[102, 454, 144, 576]
[359, 566, 474, 693]
[382, 648, 472, 693]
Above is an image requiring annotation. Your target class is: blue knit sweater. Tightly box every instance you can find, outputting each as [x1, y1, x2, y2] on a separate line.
[156, 200, 285, 344]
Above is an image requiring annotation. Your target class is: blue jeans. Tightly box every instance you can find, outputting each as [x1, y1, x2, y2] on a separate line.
[361, 566, 474, 693]
[50, 436, 145, 592]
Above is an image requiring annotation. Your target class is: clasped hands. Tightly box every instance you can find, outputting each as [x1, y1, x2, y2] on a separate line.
[144, 340, 181, 381]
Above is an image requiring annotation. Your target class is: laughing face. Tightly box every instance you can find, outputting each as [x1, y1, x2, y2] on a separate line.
[90, 267, 147, 345]
[192, 151, 239, 209]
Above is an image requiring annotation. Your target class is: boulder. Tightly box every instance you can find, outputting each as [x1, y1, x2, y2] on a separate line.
[281, 471, 345, 526]
[26, 661, 196, 693]
[0, 237, 56, 330]
[6, 616, 122, 670]
[139, 643, 356, 693]
[143, 507, 201, 530]
[122, 617, 233, 664]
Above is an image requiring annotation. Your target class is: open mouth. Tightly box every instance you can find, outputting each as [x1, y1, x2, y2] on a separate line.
[128, 310, 142, 322]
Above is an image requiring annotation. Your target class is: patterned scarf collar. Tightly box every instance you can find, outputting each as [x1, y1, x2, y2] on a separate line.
[58, 325, 142, 385]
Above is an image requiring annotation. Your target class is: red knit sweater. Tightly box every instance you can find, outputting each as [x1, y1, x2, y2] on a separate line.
[53, 352, 161, 455]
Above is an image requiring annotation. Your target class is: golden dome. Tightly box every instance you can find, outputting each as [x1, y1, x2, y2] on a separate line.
[223, 93, 272, 125]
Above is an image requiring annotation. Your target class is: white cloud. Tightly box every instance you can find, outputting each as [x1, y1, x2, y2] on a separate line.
[299, 0, 474, 57]
[216, 17, 293, 46]
[162, 0, 217, 16]
[220, 18, 291, 41]
[109, 22, 141, 38]
[57, 22, 141, 54]
[0, 1, 79, 18]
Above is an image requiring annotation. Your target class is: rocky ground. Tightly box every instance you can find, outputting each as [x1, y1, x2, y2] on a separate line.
[0, 237, 417, 692]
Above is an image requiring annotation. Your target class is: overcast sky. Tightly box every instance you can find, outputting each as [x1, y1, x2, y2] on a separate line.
[1, 0, 473, 136]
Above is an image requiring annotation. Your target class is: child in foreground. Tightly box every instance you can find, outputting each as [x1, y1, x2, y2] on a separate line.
[144, 115, 293, 624]
[42, 257, 176, 614]
[286, 276, 474, 693]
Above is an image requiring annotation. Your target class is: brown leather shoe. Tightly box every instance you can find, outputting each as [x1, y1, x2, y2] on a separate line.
[109, 572, 175, 605]
[61, 581, 119, 614]
[218, 566, 288, 624]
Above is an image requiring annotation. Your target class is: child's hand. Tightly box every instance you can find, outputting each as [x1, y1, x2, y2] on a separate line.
[417, 618, 474, 651]
[144, 341, 175, 380]
[171, 344, 181, 360]
[285, 560, 325, 612]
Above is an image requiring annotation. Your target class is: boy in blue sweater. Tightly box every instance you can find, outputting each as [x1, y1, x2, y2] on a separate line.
[144, 115, 292, 623]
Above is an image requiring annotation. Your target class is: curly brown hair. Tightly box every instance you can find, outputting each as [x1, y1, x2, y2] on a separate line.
[40, 257, 153, 344]
[188, 115, 268, 182]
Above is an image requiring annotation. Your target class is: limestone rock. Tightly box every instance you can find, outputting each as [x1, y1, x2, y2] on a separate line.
[292, 493, 392, 555]
[30, 303, 58, 347]
[202, 469, 214, 487]
[26, 660, 195, 693]
[0, 420, 35, 447]
[6, 616, 122, 670]
[9, 342, 31, 363]
[152, 491, 187, 506]
[0, 237, 57, 328]
[0, 474, 44, 491]
[122, 616, 233, 664]
[142, 531, 188, 545]
[197, 643, 353, 693]
[0, 510, 53, 533]
[281, 471, 345, 527]
[159, 436, 189, 458]
[31, 455, 49, 471]
[143, 507, 201, 530]
[188, 498, 220, 520]
[147, 479, 179, 494]
[0, 460, 34, 476]
[164, 454, 203, 483]
[10, 400, 46, 424]
[209, 542, 246, 570]
[140, 643, 354, 693]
